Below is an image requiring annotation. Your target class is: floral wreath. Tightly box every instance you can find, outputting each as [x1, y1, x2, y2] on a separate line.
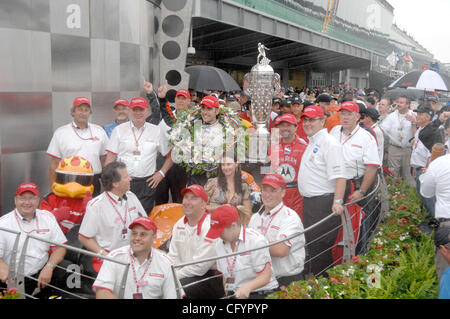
[168, 106, 249, 178]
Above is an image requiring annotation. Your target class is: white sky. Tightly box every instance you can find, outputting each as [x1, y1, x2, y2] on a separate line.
[387, 0, 450, 63]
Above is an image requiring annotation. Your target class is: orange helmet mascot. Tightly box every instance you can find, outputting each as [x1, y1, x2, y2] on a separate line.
[40, 156, 94, 233]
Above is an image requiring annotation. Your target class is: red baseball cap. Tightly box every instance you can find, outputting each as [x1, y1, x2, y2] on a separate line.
[113, 98, 130, 108]
[16, 183, 40, 197]
[339, 101, 359, 113]
[301, 105, 325, 119]
[73, 97, 91, 108]
[129, 216, 157, 233]
[129, 97, 149, 109]
[206, 205, 239, 239]
[181, 184, 209, 202]
[200, 96, 220, 108]
[176, 89, 191, 99]
[275, 114, 298, 126]
[261, 173, 286, 190]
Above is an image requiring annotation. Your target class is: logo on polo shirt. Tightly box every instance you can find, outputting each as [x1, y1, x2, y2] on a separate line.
[278, 164, 296, 183]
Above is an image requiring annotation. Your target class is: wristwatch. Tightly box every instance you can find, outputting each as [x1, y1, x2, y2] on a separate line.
[358, 189, 367, 196]
[46, 262, 55, 270]
[334, 199, 344, 205]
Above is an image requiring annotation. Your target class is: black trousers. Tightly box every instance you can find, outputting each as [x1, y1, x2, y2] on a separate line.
[131, 176, 157, 215]
[155, 163, 188, 205]
[180, 270, 225, 299]
[302, 194, 341, 277]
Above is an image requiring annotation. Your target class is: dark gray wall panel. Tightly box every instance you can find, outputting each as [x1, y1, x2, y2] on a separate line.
[0, 93, 52, 154]
[51, 34, 91, 92]
[91, 0, 120, 41]
[119, 0, 140, 44]
[120, 43, 140, 91]
[1, 151, 50, 213]
[0, 0, 50, 32]
[0, 28, 52, 92]
[91, 39, 121, 92]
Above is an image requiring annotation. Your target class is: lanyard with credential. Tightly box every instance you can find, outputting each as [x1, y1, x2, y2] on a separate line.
[131, 122, 146, 147]
[129, 249, 153, 293]
[260, 205, 284, 236]
[339, 127, 360, 145]
[225, 240, 241, 277]
[14, 209, 42, 234]
[72, 123, 98, 141]
[105, 192, 129, 239]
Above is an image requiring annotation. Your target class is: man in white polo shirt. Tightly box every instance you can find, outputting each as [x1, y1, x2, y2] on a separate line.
[0, 183, 67, 297]
[420, 152, 450, 281]
[207, 205, 278, 299]
[105, 97, 173, 214]
[330, 101, 381, 254]
[78, 161, 146, 273]
[380, 95, 416, 186]
[411, 105, 435, 216]
[248, 173, 305, 288]
[93, 216, 182, 299]
[330, 101, 380, 200]
[47, 97, 109, 196]
[168, 184, 224, 299]
[298, 105, 346, 276]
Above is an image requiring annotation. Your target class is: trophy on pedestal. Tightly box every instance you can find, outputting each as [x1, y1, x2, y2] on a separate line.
[244, 43, 281, 163]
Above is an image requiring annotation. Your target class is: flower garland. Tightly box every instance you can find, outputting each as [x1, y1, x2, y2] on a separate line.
[168, 106, 249, 178]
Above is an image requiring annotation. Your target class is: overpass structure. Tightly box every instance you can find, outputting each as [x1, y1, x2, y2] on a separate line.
[187, 0, 434, 89]
[190, 0, 376, 89]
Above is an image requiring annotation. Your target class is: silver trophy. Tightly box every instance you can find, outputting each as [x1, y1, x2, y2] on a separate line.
[244, 43, 281, 163]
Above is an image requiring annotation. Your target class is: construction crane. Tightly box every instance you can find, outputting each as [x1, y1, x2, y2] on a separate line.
[322, 0, 339, 34]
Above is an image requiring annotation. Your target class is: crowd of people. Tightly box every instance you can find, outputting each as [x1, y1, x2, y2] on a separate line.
[1, 78, 450, 299]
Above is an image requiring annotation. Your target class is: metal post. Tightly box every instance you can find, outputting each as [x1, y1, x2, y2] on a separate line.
[118, 263, 130, 299]
[340, 205, 356, 264]
[171, 264, 182, 299]
[2, 229, 21, 290]
[16, 235, 30, 299]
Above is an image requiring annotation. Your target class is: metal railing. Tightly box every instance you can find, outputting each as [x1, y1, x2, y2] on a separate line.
[0, 229, 130, 299]
[0, 174, 387, 299]
[170, 173, 386, 299]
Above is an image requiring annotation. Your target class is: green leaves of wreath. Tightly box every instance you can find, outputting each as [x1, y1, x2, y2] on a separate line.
[168, 106, 249, 178]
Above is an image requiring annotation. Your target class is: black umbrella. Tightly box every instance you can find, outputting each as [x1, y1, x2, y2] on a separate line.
[382, 88, 425, 101]
[389, 70, 449, 91]
[185, 65, 241, 92]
